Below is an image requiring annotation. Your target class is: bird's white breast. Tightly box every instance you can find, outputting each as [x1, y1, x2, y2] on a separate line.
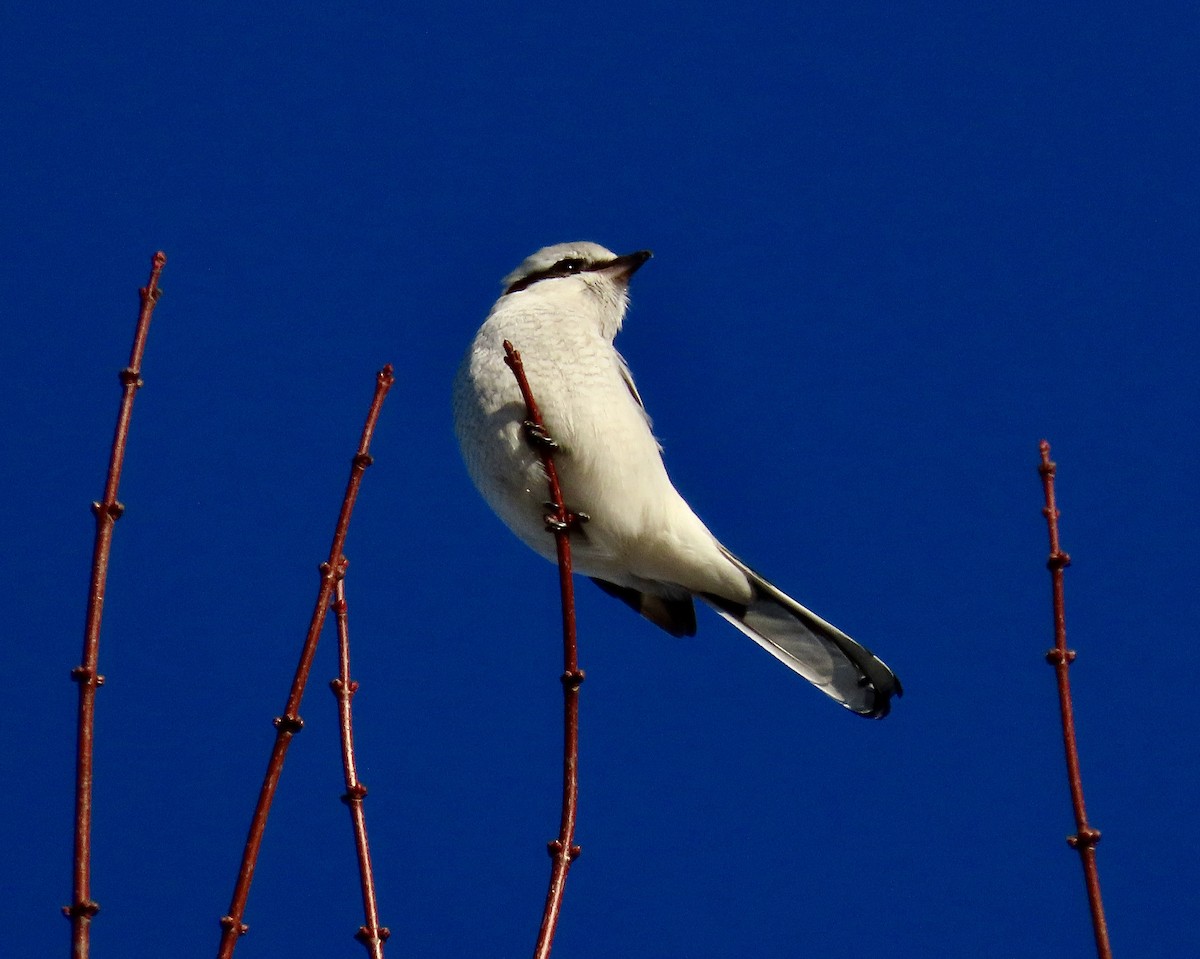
[452, 284, 750, 602]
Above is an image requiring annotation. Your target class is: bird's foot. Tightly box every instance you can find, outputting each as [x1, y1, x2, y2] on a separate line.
[544, 507, 589, 533]
[521, 420, 559, 452]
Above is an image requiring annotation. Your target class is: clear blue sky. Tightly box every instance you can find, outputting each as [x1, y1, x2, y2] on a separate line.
[3, 3, 1197, 957]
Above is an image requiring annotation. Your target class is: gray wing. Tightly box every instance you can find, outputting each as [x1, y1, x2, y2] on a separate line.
[615, 348, 655, 432]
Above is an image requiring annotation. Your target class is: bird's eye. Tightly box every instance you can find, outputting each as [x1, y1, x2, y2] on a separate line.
[505, 256, 593, 295]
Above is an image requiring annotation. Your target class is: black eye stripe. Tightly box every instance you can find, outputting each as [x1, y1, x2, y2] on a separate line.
[505, 256, 603, 294]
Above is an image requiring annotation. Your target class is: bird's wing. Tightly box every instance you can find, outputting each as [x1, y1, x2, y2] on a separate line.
[614, 348, 655, 430]
[702, 547, 902, 718]
[590, 577, 697, 637]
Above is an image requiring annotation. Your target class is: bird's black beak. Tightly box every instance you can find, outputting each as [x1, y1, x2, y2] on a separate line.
[592, 249, 652, 281]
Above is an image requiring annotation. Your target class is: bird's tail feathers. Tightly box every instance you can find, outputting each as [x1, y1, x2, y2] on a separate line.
[702, 548, 902, 718]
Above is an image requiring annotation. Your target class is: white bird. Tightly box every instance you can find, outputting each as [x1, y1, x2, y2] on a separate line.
[452, 242, 901, 717]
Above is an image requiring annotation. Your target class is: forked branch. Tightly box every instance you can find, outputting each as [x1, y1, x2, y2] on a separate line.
[502, 341, 584, 959]
[66, 251, 166, 959]
[217, 363, 395, 959]
[1037, 440, 1112, 959]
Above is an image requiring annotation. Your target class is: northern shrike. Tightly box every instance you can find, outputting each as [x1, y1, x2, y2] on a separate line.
[452, 242, 901, 717]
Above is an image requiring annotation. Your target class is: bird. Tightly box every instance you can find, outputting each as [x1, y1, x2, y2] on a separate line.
[452, 242, 901, 718]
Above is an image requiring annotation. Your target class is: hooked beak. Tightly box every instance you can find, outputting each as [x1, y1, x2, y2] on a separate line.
[592, 249, 652, 281]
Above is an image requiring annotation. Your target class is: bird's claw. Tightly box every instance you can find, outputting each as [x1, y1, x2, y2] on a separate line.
[521, 420, 559, 451]
[544, 503, 589, 523]
[543, 508, 589, 533]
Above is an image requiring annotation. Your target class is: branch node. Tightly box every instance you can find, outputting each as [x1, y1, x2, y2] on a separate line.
[355, 925, 392, 944]
[62, 900, 100, 920]
[352, 452, 375, 469]
[273, 713, 304, 734]
[546, 839, 582, 861]
[560, 669, 585, 690]
[219, 915, 249, 937]
[1067, 827, 1102, 849]
[1037, 440, 1055, 476]
[1045, 648, 1077, 666]
[319, 557, 350, 581]
[90, 500, 126, 520]
[341, 783, 369, 805]
[117, 367, 144, 388]
[70, 666, 105, 686]
[1046, 550, 1071, 570]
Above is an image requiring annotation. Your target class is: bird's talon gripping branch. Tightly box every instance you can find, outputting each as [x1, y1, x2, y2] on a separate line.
[522, 419, 559, 451]
[543, 509, 588, 533]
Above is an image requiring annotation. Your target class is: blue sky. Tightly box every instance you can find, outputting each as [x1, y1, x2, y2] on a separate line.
[3, 3, 1197, 957]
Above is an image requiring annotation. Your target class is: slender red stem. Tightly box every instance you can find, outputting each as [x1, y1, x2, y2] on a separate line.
[330, 577, 390, 958]
[501, 341, 583, 959]
[217, 364, 395, 959]
[65, 252, 166, 959]
[1038, 440, 1112, 959]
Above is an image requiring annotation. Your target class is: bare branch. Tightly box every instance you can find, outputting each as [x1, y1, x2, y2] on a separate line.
[217, 364, 396, 959]
[1037, 440, 1113, 959]
[65, 251, 167, 959]
[330, 577, 391, 957]
[501, 341, 584, 959]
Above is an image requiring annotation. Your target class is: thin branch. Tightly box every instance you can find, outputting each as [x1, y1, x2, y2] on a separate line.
[1037, 440, 1112, 959]
[330, 576, 390, 958]
[217, 363, 396, 959]
[501, 341, 584, 959]
[65, 251, 167, 959]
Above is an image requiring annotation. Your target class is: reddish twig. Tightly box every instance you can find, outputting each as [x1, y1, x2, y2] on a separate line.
[65, 251, 166, 959]
[1038, 440, 1112, 959]
[330, 577, 390, 957]
[217, 364, 395, 959]
[502, 341, 584, 959]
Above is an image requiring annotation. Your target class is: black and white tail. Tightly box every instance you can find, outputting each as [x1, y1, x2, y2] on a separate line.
[702, 548, 902, 718]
